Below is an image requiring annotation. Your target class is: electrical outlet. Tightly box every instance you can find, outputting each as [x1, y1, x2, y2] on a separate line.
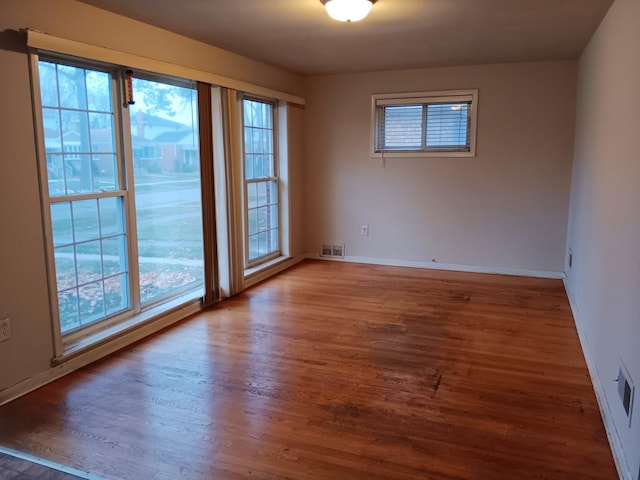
[0, 318, 11, 342]
[618, 361, 635, 427]
[361, 225, 369, 236]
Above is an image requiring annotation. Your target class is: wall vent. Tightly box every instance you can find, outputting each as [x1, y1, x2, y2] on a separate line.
[320, 244, 345, 258]
[321, 244, 333, 257]
[617, 361, 634, 426]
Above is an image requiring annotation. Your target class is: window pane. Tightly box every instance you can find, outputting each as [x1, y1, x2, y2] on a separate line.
[57, 64, 88, 110]
[263, 102, 273, 129]
[78, 281, 105, 326]
[257, 206, 268, 233]
[105, 274, 128, 316]
[75, 240, 103, 284]
[270, 204, 279, 231]
[101, 236, 128, 275]
[247, 183, 257, 209]
[381, 105, 423, 150]
[268, 180, 278, 207]
[43, 109, 62, 153]
[51, 203, 73, 247]
[254, 155, 265, 178]
[130, 78, 204, 305]
[265, 154, 275, 177]
[54, 246, 76, 289]
[258, 231, 268, 258]
[248, 234, 259, 261]
[245, 153, 255, 180]
[99, 197, 125, 236]
[92, 154, 118, 192]
[58, 289, 80, 332]
[86, 71, 112, 112]
[72, 199, 99, 243]
[426, 103, 469, 149]
[270, 228, 279, 252]
[248, 209, 258, 235]
[252, 128, 263, 154]
[39, 62, 59, 107]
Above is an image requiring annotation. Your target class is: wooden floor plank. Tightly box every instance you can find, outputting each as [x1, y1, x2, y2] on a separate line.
[0, 260, 617, 479]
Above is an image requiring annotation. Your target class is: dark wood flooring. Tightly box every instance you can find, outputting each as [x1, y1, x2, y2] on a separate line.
[0, 260, 618, 479]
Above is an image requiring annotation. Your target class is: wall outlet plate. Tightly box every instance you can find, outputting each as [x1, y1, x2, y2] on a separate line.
[618, 361, 634, 427]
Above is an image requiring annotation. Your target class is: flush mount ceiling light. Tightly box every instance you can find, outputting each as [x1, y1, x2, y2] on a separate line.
[320, 0, 378, 22]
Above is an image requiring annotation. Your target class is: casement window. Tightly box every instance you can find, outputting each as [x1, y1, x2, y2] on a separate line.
[33, 55, 204, 343]
[371, 89, 478, 158]
[241, 97, 280, 267]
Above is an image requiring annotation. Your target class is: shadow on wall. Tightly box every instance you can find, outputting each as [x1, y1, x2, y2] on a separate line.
[0, 29, 27, 53]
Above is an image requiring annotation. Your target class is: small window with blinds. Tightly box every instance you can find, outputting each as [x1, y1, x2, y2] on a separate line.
[371, 89, 478, 158]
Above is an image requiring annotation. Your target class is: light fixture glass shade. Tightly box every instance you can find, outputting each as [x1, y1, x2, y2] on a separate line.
[324, 0, 373, 22]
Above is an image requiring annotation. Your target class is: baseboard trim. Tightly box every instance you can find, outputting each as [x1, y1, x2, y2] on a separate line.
[0, 446, 107, 480]
[563, 278, 629, 480]
[0, 301, 202, 407]
[305, 253, 564, 279]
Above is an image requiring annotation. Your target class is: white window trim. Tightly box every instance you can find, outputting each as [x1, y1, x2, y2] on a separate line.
[370, 89, 479, 159]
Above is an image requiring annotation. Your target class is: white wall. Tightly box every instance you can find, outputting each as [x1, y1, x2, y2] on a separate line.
[0, 0, 303, 394]
[303, 62, 577, 275]
[565, 0, 640, 477]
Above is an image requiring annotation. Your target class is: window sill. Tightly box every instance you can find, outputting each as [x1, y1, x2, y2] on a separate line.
[370, 151, 475, 159]
[244, 255, 299, 288]
[53, 290, 203, 365]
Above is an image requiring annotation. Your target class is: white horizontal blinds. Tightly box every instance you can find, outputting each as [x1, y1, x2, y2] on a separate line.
[379, 104, 423, 150]
[425, 102, 471, 151]
[375, 97, 472, 153]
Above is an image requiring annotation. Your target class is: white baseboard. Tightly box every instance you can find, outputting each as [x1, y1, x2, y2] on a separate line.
[563, 278, 629, 480]
[305, 253, 564, 279]
[0, 300, 202, 407]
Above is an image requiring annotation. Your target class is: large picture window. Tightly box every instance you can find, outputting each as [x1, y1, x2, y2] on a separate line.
[35, 56, 204, 339]
[242, 97, 280, 267]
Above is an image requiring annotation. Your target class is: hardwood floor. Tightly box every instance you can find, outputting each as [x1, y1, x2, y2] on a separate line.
[0, 452, 86, 480]
[0, 260, 617, 479]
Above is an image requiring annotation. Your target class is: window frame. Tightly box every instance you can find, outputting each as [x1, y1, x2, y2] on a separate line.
[239, 94, 281, 269]
[32, 54, 134, 345]
[31, 51, 206, 353]
[370, 89, 478, 159]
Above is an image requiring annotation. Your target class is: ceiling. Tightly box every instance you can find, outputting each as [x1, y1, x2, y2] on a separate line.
[76, 0, 614, 76]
